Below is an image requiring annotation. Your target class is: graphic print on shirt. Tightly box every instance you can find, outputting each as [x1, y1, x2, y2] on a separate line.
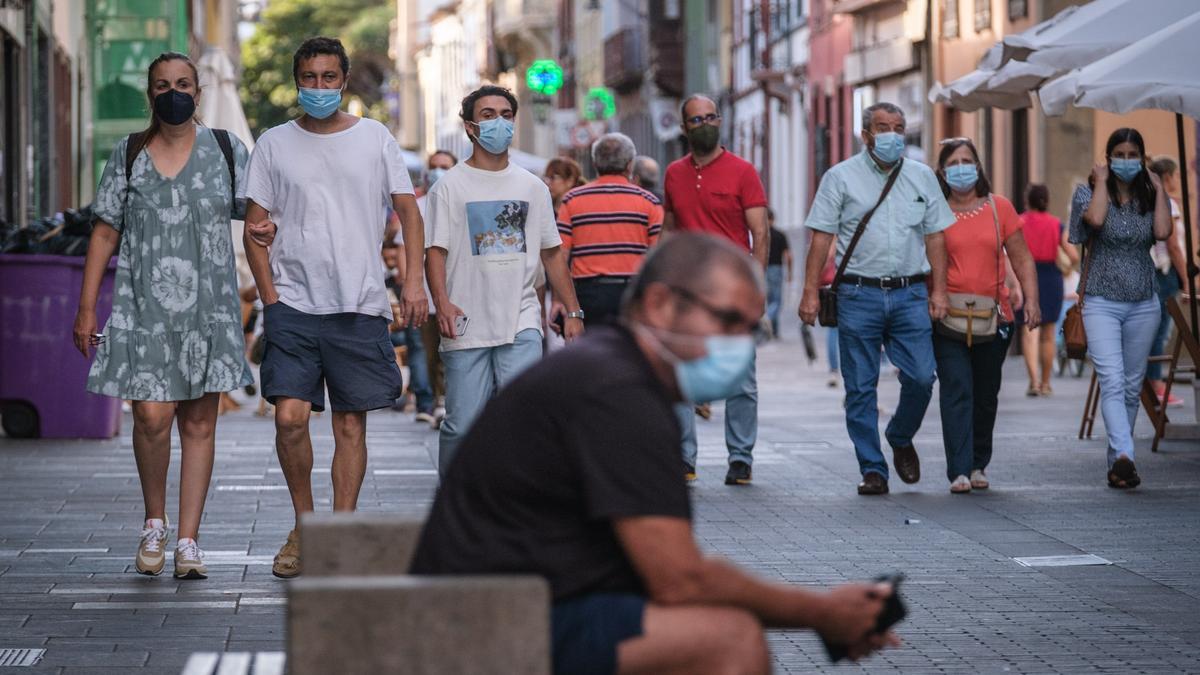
[467, 200, 529, 256]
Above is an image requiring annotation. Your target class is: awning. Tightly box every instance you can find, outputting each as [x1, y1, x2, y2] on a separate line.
[1040, 11, 1200, 119]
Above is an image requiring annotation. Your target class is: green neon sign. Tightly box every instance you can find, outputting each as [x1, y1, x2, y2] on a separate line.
[583, 87, 616, 120]
[526, 59, 565, 96]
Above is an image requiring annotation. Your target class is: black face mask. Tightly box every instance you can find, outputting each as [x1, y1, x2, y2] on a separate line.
[153, 89, 196, 126]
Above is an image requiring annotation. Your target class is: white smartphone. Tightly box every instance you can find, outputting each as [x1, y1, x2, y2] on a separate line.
[455, 315, 469, 337]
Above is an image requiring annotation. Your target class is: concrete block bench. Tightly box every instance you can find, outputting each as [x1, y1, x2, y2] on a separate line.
[299, 512, 424, 576]
[288, 513, 552, 675]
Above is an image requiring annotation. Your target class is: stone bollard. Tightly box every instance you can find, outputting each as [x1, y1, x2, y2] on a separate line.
[287, 575, 551, 675]
[299, 512, 424, 576]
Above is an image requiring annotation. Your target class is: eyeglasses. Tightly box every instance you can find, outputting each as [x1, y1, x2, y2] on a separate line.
[939, 137, 971, 145]
[685, 113, 721, 127]
[670, 285, 753, 331]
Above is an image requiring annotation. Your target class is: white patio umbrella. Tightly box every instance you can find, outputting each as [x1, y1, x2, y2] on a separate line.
[1039, 11, 1200, 338]
[929, 45, 1031, 112]
[1040, 11, 1200, 119]
[932, 0, 1198, 111]
[196, 48, 255, 150]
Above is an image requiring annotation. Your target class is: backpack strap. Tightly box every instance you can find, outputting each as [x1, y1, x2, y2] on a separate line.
[124, 131, 148, 185]
[211, 128, 237, 209]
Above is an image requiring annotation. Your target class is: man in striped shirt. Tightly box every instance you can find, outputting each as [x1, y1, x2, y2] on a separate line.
[556, 133, 664, 326]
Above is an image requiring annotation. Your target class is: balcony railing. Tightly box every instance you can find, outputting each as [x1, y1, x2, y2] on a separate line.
[604, 26, 646, 94]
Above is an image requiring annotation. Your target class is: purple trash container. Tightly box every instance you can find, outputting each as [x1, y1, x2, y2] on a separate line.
[0, 254, 121, 438]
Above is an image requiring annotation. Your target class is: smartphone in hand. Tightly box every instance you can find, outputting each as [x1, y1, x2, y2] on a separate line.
[822, 574, 907, 662]
[455, 315, 469, 337]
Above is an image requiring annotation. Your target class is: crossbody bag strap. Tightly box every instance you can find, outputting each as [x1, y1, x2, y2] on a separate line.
[989, 194, 1002, 304]
[831, 160, 904, 291]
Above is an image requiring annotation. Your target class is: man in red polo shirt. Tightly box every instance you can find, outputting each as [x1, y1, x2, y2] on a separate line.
[664, 93, 769, 486]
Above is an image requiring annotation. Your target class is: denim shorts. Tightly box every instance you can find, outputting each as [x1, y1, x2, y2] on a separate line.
[551, 592, 645, 675]
[261, 301, 403, 412]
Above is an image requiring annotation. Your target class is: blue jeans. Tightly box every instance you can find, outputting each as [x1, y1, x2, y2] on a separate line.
[765, 265, 784, 337]
[837, 282, 936, 480]
[1082, 296, 1159, 465]
[933, 328, 1011, 482]
[676, 350, 757, 468]
[391, 324, 434, 414]
[826, 327, 839, 373]
[438, 329, 543, 477]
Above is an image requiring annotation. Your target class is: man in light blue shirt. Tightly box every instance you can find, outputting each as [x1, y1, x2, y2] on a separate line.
[799, 102, 953, 496]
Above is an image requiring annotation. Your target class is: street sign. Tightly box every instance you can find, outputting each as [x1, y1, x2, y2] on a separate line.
[526, 60, 564, 96]
[583, 87, 616, 121]
[570, 122, 596, 149]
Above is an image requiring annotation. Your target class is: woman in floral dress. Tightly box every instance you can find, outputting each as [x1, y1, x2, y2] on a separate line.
[73, 52, 254, 579]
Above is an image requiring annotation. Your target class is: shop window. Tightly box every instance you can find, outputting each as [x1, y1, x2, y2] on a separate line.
[943, 0, 959, 39]
[974, 0, 992, 32]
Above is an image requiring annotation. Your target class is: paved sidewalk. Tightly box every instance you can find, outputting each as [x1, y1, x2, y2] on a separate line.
[1, 335, 1198, 673]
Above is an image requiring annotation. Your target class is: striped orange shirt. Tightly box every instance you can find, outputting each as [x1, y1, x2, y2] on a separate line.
[556, 175, 664, 279]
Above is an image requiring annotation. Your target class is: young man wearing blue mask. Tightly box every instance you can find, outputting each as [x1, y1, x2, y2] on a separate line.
[240, 36, 428, 577]
[425, 84, 585, 477]
[799, 102, 954, 496]
[412, 233, 901, 674]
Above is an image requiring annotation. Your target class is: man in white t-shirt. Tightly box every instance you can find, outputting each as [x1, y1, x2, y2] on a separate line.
[426, 85, 584, 476]
[240, 37, 429, 578]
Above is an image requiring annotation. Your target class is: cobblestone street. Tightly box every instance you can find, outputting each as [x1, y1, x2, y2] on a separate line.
[1, 334, 1198, 674]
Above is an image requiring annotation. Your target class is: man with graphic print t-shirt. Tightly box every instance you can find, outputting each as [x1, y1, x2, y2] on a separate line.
[425, 85, 584, 477]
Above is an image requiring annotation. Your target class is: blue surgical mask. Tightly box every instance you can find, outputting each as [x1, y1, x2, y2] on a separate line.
[297, 87, 342, 119]
[1111, 157, 1143, 183]
[641, 326, 756, 403]
[427, 168, 448, 186]
[473, 117, 514, 155]
[944, 164, 979, 192]
[870, 131, 905, 165]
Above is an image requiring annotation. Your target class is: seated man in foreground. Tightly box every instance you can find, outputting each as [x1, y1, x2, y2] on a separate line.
[410, 233, 899, 674]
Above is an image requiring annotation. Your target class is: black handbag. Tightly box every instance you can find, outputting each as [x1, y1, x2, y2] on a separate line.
[818, 161, 904, 327]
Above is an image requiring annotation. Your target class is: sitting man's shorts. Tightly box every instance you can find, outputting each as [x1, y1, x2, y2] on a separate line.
[552, 592, 645, 675]
[261, 301, 403, 412]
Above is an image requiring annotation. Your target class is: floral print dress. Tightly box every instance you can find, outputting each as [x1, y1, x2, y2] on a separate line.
[87, 126, 254, 401]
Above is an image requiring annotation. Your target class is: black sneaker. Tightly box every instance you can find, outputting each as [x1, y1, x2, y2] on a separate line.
[724, 461, 752, 485]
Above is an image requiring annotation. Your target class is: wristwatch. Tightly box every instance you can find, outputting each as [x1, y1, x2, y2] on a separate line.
[566, 310, 586, 320]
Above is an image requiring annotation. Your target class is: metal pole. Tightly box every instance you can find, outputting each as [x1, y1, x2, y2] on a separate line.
[1176, 113, 1199, 341]
[760, 0, 772, 197]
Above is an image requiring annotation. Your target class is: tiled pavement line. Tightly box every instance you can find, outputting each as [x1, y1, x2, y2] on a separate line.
[180, 651, 283, 675]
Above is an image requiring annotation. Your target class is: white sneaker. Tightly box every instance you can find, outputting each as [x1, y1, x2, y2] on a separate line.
[970, 469, 989, 490]
[950, 475, 972, 494]
[173, 538, 208, 579]
[135, 520, 167, 576]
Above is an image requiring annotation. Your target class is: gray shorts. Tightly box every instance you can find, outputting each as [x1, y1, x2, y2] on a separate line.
[261, 301, 403, 412]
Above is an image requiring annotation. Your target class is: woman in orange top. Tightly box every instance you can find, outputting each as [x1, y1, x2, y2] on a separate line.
[934, 138, 1040, 494]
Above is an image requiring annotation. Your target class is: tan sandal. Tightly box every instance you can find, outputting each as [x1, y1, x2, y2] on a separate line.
[950, 475, 972, 493]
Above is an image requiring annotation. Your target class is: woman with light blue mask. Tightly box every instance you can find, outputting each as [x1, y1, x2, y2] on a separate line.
[1068, 127, 1173, 489]
[934, 138, 1039, 494]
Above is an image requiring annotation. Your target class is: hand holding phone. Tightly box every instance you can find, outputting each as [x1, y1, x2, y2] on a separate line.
[821, 574, 907, 663]
[454, 314, 469, 337]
